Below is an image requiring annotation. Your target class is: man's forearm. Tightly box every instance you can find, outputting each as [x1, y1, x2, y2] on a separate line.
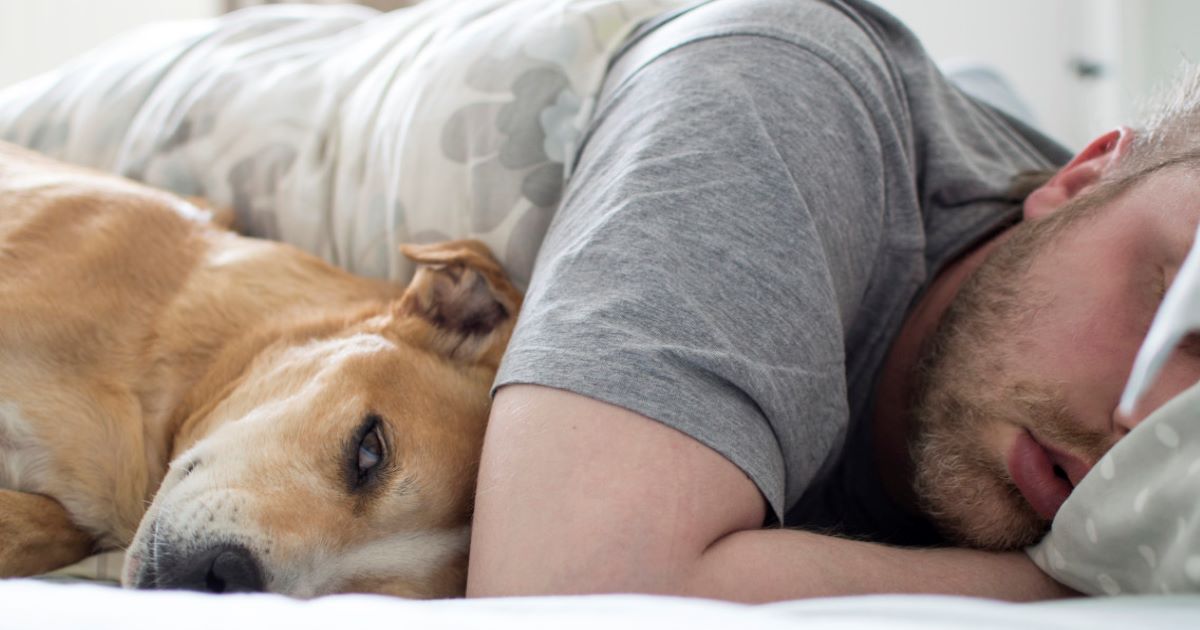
[684, 528, 1076, 603]
[467, 385, 1074, 602]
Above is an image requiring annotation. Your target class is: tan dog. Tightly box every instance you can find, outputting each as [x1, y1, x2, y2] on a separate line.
[0, 141, 521, 597]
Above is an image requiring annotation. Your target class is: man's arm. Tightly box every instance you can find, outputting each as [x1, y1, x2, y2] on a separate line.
[467, 385, 1075, 602]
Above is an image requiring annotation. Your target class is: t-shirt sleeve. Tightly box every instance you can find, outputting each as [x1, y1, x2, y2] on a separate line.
[493, 34, 902, 522]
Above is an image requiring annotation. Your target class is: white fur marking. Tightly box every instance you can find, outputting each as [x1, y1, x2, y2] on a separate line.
[290, 526, 470, 597]
[169, 199, 213, 224]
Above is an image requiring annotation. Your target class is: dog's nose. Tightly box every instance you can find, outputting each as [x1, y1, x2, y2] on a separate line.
[146, 543, 265, 593]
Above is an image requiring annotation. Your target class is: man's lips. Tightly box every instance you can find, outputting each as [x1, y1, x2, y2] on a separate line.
[1039, 439, 1092, 487]
[1007, 430, 1075, 520]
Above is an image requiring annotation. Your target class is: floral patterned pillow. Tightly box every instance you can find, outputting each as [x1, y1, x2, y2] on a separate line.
[0, 0, 688, 287]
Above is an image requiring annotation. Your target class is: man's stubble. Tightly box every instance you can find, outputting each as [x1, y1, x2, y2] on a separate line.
[907, 199, 1114, 550]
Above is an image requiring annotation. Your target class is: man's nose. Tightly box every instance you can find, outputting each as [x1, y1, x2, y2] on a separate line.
[1113, 381, 1171, 434]
[1115, 359, 1200, 436]
[1113, 406, 1140, 437]
[1120, 220, 1200, 420]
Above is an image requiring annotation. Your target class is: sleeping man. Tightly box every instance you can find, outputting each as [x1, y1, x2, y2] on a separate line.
[1, 0, 1195, 601]
[466, 0, 1200, 601]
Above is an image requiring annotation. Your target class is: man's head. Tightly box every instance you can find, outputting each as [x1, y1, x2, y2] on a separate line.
[909, 67, 1200, 550]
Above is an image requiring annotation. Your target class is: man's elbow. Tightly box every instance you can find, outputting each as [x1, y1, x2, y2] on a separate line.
[464, 384, 766, 598]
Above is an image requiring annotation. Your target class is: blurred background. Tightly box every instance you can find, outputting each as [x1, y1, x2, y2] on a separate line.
[0, 0, 1196, 150]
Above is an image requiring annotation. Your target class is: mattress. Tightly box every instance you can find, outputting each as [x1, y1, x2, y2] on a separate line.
[1, 580, 1197, 630]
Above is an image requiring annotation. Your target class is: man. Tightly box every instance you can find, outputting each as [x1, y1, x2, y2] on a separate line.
[466, 0, 1200, 601]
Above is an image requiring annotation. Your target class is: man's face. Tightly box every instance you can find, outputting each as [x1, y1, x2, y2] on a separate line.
[910, 166, 1200, 550]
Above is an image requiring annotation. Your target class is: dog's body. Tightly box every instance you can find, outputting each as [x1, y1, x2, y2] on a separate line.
[0, 142, 520, 597]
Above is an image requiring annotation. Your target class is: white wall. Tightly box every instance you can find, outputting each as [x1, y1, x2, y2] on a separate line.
[874, 0, 1200, 152]
[873, 0, 1119, 150]
[1121, 0, 1200, 122]
[0, 0, 219, 88]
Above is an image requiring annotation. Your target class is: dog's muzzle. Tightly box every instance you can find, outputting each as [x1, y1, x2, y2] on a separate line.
[136, 543, 265, 594]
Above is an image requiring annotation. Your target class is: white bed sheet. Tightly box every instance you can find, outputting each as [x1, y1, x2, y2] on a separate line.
[0, 580, 1197, 630]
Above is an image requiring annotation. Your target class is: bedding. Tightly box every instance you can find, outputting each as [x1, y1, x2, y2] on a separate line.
[0, 0, 687, 288]
[39, 551, 124, 585]
[1030, 378, 1200, 596]
[0, 579, 1198, 629]
[1, 0, 1198, 606]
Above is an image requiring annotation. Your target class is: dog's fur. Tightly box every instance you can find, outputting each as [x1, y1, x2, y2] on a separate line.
[0, 141, 521, 597]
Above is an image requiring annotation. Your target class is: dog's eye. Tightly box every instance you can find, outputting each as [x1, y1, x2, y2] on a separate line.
[358, 427, 383, 476]
[352, 415, 386, 488]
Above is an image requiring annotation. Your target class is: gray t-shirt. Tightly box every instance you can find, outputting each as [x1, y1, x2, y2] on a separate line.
[494, 0, 1069, 540]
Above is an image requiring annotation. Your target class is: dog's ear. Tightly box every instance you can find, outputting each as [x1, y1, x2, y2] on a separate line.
[395, 240, 522, 367]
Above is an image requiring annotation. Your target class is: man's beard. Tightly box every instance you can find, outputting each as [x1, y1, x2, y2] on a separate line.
[907, 202, 1113, 550]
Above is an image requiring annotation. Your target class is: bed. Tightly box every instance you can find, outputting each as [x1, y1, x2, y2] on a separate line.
[1, 580, 1197, 629]
[0, 0, 1197, 623]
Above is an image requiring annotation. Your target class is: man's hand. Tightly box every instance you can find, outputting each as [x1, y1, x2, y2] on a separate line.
[467, 385, 1075, 602]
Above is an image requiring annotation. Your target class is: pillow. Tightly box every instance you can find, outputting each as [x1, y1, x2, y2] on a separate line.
[1029, 379, 1200, 595]
[0, 0, 688, 288]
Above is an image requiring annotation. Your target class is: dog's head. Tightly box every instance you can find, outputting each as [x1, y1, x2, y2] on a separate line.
[124, 240, 521, 598]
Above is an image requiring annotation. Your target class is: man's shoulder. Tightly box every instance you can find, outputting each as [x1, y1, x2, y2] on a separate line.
[612, 0, 910, 97]
[632, 0, 894, 56]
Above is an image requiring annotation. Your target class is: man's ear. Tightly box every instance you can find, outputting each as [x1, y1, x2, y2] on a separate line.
[394, 240, 522, 367]
[1024, 126, 1134, 221]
